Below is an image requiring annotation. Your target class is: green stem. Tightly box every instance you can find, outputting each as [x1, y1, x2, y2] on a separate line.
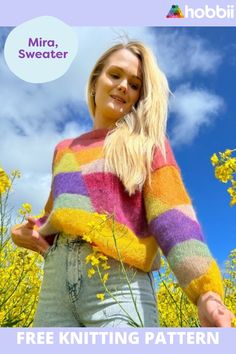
[157, 270, 192, 326]
[96, 266, 141, 327]
[110, 213, 144, 327]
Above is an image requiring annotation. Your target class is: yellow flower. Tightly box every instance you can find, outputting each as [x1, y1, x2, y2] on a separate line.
[0, 311, 5, 322]
[22, 203, 32, 213]
[211, 148, 236, 207]
[102, 273, 109, 284]
[210, 153, 219, 166]
[96, 293, 105, 301]
[18, 203, 32, 216]
[0, 240, 44, 327]
[227, 187, 236, 197]
[90, 255, 100, 266]
[87, 268, 96, 278]
[98, 254, 108, 261]
[0, 168, 11, 194]
[0, 226, 7, 235]
[101, 263, 111, 270]
[85, 254, 93, 264]
[85, 252, 102, 266]
[231, 317, 236, 327]
[11, 169, 21, 178]
[215, 165, 232, 183]
[224, 149, 233, 157]
[230, 196, 236, 207]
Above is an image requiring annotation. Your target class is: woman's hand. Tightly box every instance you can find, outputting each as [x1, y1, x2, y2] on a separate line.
[198, 291, 235, 327]
[11, 216, 50, 256]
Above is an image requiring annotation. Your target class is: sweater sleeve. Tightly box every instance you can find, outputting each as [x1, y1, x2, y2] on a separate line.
[143, 138, 224, 304]
[33, 145, 59, 239]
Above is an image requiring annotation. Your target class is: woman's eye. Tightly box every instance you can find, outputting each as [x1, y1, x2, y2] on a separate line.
[130, 83, 139, 90]
[110, 73, 120, 79]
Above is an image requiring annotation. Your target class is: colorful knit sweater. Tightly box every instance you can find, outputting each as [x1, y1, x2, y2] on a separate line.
[35, 128, 223, 304]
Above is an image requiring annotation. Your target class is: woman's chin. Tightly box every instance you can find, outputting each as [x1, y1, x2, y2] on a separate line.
[109, 102, 127, 115]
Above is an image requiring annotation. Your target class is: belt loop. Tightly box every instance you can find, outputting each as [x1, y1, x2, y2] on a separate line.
[51, 233, 59, 250]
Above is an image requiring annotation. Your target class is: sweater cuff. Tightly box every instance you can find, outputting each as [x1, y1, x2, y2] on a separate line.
[184, 260, 224, 305]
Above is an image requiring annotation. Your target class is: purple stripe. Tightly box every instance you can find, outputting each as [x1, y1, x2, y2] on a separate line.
[53, 172, 88, 199]
[149, 209, 204, 256]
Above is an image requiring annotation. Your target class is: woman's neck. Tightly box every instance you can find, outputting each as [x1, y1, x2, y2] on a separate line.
[93, 112, 117, 130]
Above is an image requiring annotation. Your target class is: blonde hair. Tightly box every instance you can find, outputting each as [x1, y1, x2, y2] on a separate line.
[87, 41, 170, 195]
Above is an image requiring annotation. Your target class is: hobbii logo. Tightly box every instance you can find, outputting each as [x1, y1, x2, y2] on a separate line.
[185, 4, 234, 19]
[166, 4, 235, 19]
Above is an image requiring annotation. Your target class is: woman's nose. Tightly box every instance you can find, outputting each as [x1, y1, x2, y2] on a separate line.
[118, 80, 128, 93]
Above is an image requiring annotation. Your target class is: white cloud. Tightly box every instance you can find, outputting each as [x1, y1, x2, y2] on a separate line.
[0, 27, 225, 214]
[8, 173, 52, 216]
[169, 84, 224, 146]
[151, 29, 222, 79]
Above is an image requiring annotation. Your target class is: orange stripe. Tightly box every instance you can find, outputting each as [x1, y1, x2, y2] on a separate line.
[74, 146, 103, 165]
[144, 165, 191, 206]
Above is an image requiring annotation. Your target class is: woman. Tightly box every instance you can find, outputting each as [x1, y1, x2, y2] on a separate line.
[12, 41, 234, 327]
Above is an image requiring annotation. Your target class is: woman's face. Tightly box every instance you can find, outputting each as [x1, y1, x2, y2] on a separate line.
[93, 48, 142, 128]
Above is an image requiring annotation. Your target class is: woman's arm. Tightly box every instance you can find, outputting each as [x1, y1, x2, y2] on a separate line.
[11, 145, 61, 255]
[144, 139, 235, 326]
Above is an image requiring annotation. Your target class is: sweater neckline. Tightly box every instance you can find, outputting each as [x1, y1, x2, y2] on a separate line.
[79, 128, 111, 140]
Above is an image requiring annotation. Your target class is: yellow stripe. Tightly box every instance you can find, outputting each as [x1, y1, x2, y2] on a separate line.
[144, 194, 170, 223]
[53, 152, 80, 176]
[54, 146, 103, 168]
[185, 260, 224, 304]
[50, 208, 158, 272]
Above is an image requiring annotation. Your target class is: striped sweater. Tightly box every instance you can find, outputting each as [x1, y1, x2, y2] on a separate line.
[36, 128, 223, 304]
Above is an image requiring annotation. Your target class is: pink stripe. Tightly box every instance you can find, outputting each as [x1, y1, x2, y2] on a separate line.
[71, 140, 103, 152]
[152, 139, 179, 171]
[83, 172, 149, 237]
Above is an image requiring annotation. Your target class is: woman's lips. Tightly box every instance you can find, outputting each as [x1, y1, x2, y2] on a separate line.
[110, 95, 126, 103]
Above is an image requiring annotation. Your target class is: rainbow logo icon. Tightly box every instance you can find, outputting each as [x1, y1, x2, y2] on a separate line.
[166, 5, 184, 18]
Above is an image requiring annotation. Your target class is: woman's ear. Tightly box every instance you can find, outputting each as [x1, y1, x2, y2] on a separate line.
[91, 82, 96, 96]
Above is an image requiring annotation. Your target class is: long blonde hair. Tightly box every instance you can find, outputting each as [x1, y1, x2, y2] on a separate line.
[87, 41, 170, 195]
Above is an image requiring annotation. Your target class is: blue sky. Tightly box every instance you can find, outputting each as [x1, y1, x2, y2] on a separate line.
[166, 27, 236, 266]
[0, 26, 235, 268]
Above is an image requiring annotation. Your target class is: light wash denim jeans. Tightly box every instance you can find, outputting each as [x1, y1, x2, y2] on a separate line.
[33, 233, 158, 327]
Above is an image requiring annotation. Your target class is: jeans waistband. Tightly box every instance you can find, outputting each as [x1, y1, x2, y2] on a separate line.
[56, 233, 87, 246]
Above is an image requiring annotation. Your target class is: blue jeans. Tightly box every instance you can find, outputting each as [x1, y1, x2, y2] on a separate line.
[33, 233, 158, 327]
